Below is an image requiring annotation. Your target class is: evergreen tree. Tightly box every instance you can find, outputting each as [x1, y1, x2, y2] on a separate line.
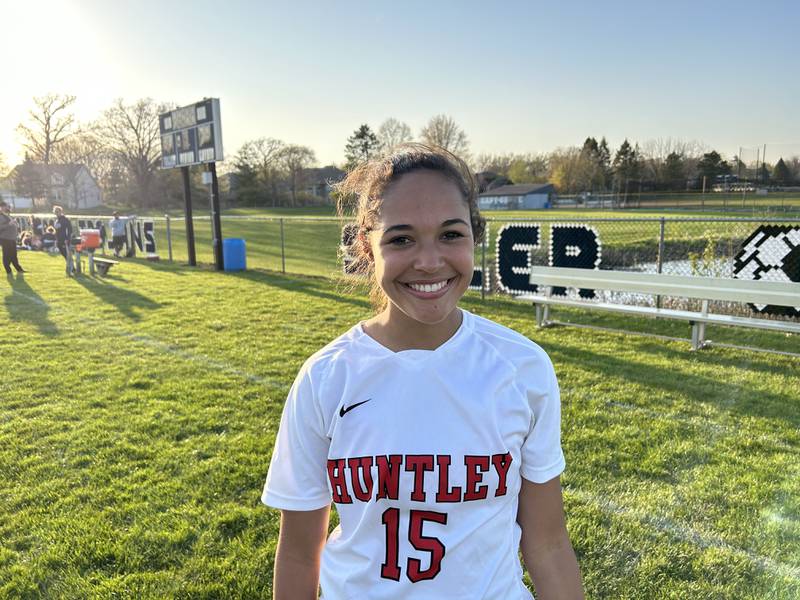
[773, 158, 791, 184]
[664, 151, 686, 190]
[344, 125, 380, 171]
[696, 151, 731, 186]
[613, 140, 641, 188]
[597, 137, 612, 189]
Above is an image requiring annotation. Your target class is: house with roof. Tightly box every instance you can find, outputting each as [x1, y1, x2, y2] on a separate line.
[3, 163, 102, 210]
[301, 165, 346, 202]
[477, 183, 556, 210]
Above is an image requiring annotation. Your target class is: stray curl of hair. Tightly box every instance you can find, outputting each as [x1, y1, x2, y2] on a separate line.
[334, 143, 485, 310]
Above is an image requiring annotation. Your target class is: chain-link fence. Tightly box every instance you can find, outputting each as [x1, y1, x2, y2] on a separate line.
[34, 213, 799, 324]
[480, 217, 800, 321]
[555, 191, 800, 213]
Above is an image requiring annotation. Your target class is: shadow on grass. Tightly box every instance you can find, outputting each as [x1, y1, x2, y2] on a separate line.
[73, 275, 164, 321]
[225, 269, 371, 310]
[123, 257, 189, 276]
[4, 274, 59, 336]
[544, 339, 800, 428]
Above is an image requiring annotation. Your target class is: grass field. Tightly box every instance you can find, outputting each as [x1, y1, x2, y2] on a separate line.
[2, 252, 798, 598]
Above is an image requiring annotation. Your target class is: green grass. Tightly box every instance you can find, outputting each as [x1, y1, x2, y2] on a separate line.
[2, 252, 798, 598]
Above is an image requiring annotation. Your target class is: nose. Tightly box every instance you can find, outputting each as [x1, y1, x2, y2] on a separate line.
[413, 240, 445, 273]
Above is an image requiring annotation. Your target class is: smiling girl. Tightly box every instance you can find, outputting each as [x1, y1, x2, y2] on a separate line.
[262, 145, 583, 599]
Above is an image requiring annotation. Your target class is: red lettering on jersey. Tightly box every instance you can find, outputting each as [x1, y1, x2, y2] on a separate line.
[376, 455, 402, 500]
[405, 455, 435, 502]
[435, 455, 462, 502]
[463, 455, 490, 501]
[327, 458, 352, 504]
[492, 452, 513, 497]
[347, 456, 374, 502]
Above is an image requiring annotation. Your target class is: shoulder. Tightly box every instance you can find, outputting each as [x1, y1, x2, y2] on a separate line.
[467, 311, 552, 368]
[294, 324, 366, 388]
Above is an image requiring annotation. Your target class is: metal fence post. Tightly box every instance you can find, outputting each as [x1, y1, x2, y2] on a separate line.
[481, 228, 487, 301]
[656, 217, 665, 308]
[165, 214, 173, 262]
[280, 218, 286, 274]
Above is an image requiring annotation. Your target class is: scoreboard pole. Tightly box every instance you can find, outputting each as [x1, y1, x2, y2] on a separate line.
[208, 162, 224, 271]
[182, 166, 197, 266]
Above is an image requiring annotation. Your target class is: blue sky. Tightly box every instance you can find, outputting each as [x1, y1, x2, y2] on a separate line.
[2, 0, 799, 168]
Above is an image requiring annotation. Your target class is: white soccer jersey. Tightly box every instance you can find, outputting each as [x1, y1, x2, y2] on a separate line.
[262, 309, 565, 600]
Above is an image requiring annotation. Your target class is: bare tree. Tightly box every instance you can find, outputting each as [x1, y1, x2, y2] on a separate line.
[16, 94, 77, 165]
[50, 125, 119, 190]
[98, 98, 167, 208]
[377, 118, 412, 152]
[280, 144, 316, 207]
[234, 138, 287, 206]
[639, 137, 707, 188]
[419, 114, 470, 157]
[0, 152, 8, 177]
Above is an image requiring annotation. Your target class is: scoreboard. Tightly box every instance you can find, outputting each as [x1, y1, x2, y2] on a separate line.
[159, 98, 224, 168]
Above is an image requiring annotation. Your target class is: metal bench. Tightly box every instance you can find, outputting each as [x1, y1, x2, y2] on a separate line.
[91, 256, 120, 276]
[520, 266, 800, 350]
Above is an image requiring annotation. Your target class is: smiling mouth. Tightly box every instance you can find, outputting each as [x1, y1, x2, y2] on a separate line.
[404, 277, 455, 294]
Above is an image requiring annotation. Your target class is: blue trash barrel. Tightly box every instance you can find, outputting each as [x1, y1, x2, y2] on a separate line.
[223, 238, 246, 271]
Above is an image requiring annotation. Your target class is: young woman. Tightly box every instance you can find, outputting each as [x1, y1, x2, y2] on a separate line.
[262, 145, 583, 599]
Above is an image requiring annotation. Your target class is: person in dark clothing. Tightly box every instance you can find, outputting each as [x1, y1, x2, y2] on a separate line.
[0, 202, 26, 274]
[53, 205, 73, 274]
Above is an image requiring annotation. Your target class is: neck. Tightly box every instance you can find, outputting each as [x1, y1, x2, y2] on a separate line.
[364, 305, 463, 352]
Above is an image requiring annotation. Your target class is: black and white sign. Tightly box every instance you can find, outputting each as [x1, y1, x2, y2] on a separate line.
[733, 225, 800, 317]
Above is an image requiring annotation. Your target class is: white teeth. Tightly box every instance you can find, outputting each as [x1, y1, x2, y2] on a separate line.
[409, 280, 448, 293]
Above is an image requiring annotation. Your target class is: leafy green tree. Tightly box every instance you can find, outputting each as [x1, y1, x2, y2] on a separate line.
[13, 156, 47, 208]
[772, 158, 791, 184]
[344, 125, 380, 170]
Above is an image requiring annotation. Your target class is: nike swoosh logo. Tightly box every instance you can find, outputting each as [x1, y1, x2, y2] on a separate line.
[339, 399, 371, 417]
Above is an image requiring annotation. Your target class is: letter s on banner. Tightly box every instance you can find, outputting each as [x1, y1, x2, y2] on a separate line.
[143, 220, 157, 254]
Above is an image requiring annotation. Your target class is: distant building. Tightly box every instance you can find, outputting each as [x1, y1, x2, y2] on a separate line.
[478, 183, 556, 210]
[3, 163, 103, 210]
[301, 165, 346, 202]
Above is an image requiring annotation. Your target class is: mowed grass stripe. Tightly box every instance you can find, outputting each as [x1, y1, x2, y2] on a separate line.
[2, 251, 799, 598]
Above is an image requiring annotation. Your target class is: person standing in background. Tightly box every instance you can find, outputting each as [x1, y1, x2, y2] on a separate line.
[109, 212, 127, 258]
[0, 202, 26, 275]
[53, 205, 73, 275]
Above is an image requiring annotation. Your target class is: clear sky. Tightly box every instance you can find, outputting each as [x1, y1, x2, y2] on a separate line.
[2, 0, 799, 169]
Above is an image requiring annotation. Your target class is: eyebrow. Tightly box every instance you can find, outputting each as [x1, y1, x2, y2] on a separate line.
[382, 218, 470, 235]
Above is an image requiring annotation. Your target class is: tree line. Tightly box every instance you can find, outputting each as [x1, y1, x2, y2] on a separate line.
[4, 95, 799, 211]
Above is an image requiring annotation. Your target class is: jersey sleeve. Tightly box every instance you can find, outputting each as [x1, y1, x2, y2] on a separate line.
[261, 361, 332, 511]
[519, 352, 566, 484]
